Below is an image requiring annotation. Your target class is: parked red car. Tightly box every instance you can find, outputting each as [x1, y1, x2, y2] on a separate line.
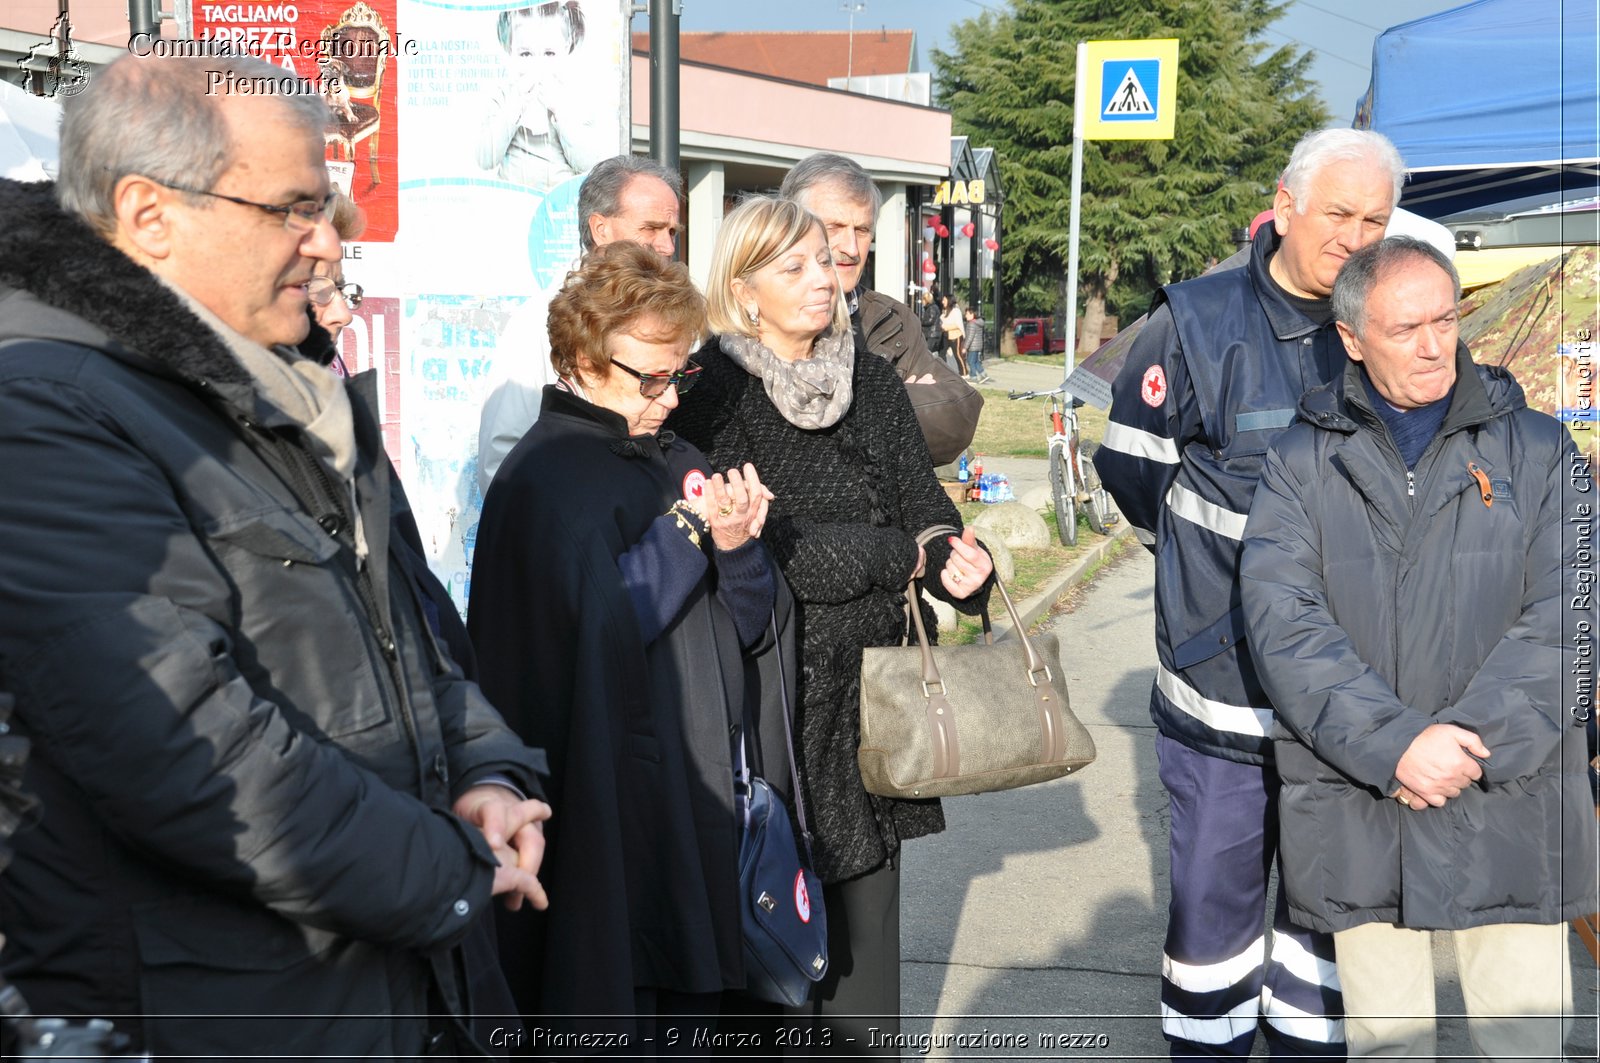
[1013, 317, 1066, 355]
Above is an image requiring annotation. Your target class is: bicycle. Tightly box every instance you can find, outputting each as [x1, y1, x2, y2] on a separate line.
[1008, 385, 1117, 547]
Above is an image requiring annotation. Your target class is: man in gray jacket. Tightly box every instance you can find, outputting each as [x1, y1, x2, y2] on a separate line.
[0, 54, 548, 1057]
[1241, 236, 1596, 1060]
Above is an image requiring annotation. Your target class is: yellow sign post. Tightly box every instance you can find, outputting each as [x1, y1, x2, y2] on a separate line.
[1061, 38, 1181, 391]
[1081, 38, 1181, 142]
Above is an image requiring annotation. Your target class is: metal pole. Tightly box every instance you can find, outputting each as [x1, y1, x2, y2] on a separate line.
[128, 0, 158, 40]
[992, 201, 1004, 343]
[648, 0, 680, 175]
[842, 2, 865, 84]
[967, 210, 979, 311]
[1062, 41, 1086, 392]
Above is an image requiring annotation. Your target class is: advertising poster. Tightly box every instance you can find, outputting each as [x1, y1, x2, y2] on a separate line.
[190, 0, 402, 240]
[397, 0, 630, 612]
[334, 243, 404, 458]
[177, 0, 629, 612]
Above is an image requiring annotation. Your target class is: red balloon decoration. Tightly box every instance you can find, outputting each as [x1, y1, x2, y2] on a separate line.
[961, 222, 976, 238]
[935, 224, 950, 239]
[921, 256, 937, 275]
[984, 237, 999, 252]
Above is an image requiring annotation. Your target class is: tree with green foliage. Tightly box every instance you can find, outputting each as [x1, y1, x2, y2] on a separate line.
[933, 0, 1328, 351]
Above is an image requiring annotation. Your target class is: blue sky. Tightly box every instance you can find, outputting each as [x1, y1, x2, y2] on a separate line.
[637, 0, 1466, 126]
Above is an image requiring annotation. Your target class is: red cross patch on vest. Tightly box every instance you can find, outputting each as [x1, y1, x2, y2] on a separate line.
[1141, 364, 1168, 407]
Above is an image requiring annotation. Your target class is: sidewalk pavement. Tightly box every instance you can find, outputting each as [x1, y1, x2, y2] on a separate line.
[972, 355, 1074, 396]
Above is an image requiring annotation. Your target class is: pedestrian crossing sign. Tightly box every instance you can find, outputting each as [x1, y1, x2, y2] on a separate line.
[1081, 39, 1179, 141]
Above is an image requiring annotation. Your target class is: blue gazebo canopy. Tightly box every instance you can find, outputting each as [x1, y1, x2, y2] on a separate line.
[1355, 0, 1600, 217]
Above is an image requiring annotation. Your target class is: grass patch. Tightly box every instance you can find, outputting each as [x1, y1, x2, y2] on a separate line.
[971, 391, 1110, 460]
[932, 391, 1120, 645]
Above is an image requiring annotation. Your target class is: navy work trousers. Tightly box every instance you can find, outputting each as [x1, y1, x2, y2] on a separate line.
[1156, 733, 1346, 1060]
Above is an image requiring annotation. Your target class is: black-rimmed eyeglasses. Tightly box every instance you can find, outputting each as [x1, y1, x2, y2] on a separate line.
[611, 359, 702, 399]
[156, 180, 337, 233]
[308, 278, 364, 308]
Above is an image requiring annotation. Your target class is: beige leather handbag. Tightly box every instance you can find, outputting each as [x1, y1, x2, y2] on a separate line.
[858, 525, 1096, 799]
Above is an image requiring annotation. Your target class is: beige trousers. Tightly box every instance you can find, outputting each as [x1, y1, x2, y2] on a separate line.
[1334, 920, 1573, 1061]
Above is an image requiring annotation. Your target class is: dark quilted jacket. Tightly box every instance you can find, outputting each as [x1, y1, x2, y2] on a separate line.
[1241, 352, 1597, 933]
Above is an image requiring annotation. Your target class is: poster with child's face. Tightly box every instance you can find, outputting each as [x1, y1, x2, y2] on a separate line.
[397, 0, 631, 614]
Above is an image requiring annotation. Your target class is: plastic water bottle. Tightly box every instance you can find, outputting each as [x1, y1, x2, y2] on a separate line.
[982, 474, 995, 503]
[998, 474, 1014, 502]
[958, 453, 969, 483]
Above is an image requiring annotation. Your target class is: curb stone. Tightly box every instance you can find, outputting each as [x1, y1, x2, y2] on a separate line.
[991, 522, 1133, 640]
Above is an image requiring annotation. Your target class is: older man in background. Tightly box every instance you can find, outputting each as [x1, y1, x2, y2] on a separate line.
[1095, 128, 1407, 1060]
[476, 153, 682, 492]
[781, 152, 983, 466]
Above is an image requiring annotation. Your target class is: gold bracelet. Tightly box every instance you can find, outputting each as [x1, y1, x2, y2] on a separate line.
[669, 500, 705, 549]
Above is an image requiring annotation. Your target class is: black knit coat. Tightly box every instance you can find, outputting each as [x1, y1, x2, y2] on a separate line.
[669, 338, 989, 882]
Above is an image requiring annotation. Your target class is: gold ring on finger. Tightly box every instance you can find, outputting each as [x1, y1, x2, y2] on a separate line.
[717, 503, 735, 516]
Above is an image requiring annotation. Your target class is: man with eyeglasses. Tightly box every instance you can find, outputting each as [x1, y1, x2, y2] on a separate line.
[0, 54, 549, 1058]
[476, 153, 684, 493]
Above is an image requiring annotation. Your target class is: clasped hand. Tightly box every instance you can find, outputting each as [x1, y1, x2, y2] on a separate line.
[1391, 723, 1490, 811]
[684, 462, 774, 551]
[453, 784, 553, 911]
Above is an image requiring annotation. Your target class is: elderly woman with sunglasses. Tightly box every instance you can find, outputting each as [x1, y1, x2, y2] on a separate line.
[468, 241, 793, 1050]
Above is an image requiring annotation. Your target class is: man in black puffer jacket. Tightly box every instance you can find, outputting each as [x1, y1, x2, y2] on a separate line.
[1241, 236, 1596, 1060]
[0, 54, 549, 1059]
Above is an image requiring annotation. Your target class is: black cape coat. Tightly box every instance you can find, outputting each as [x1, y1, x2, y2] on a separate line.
[468, 387, 796, 1038]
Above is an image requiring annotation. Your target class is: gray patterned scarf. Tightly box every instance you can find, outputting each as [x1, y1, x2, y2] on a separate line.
[718, 325, 855, 430]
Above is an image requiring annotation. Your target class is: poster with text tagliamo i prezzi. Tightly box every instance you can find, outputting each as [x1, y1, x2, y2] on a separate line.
[182, 0, 631, 612]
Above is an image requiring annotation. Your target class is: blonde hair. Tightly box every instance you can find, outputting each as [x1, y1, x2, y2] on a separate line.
[546, 242, 705, 379]
[705, 195, 850, 339]
[330, 192, 366, 241]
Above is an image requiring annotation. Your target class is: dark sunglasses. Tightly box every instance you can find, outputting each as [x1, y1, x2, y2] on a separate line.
[610, 359, 702, 399]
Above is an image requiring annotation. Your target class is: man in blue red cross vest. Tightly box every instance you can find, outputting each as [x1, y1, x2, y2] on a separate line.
[1094, 128, 1405, 1060]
